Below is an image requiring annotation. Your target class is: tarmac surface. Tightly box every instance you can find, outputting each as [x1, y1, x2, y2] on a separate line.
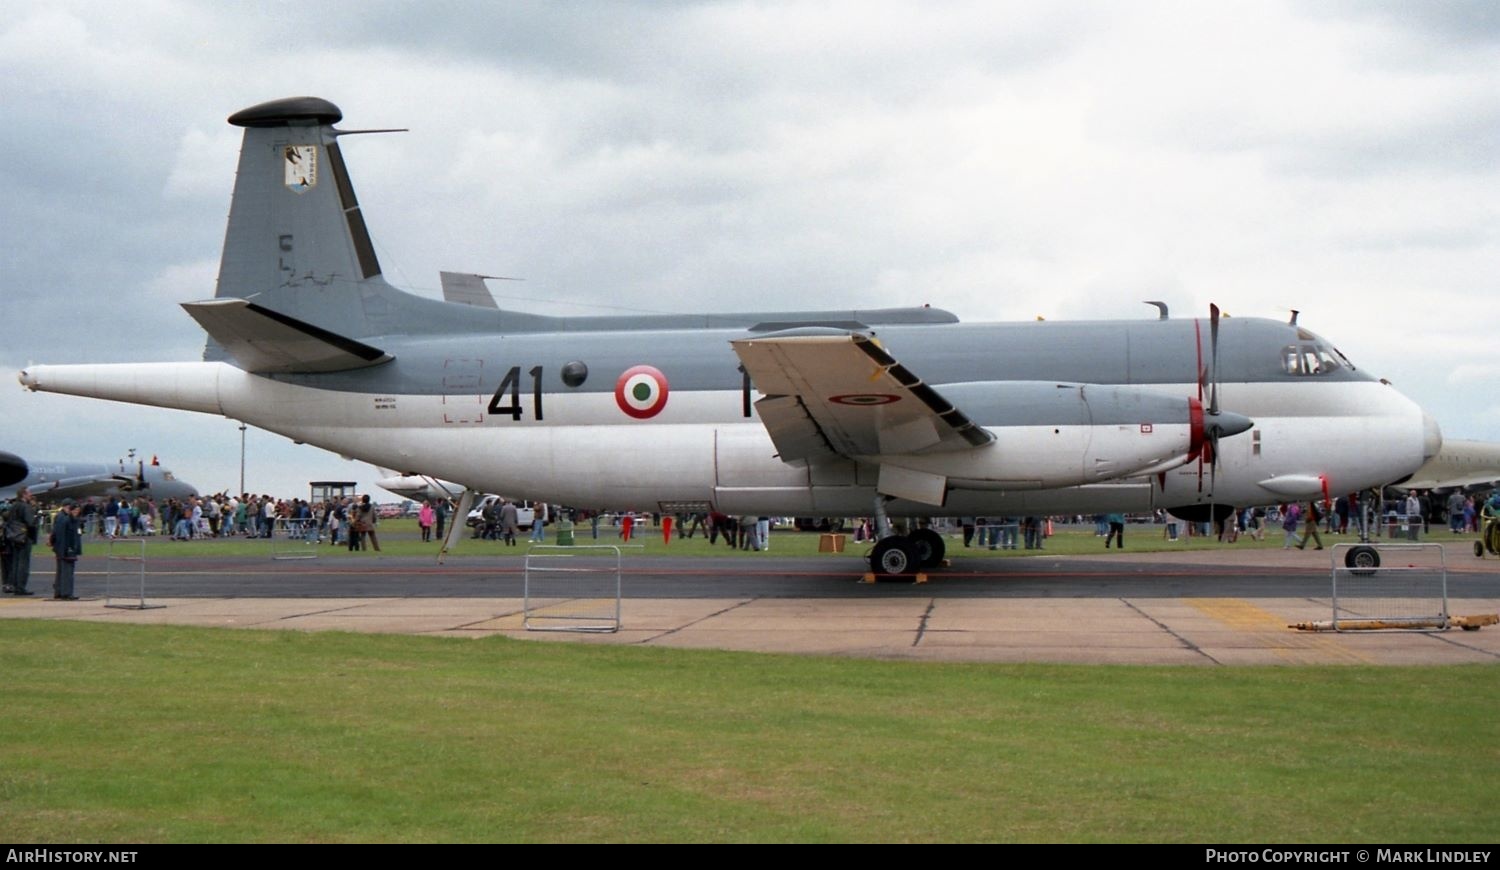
[3, 539, 1499, 665]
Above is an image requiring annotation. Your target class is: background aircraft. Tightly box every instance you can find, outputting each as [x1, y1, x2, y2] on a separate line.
[1390, 439, 1500, 493]
[0, 453, 199, 505]
[17, 97, 1493, 574]
[373, 468, 465, 503]
[0, 451, 26, 489]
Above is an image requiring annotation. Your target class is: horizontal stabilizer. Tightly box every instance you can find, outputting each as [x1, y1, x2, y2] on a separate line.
[439, 272, 501, 309]
[182, 298, 393, 373]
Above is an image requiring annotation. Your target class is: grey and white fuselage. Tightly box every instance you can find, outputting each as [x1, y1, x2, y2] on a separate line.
[17, 97, 1443, 527]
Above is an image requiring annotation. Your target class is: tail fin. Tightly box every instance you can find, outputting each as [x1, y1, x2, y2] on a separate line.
[217, 97, 385, 295]
[202, 97, 562, 364]
[206, 97, 405, 360]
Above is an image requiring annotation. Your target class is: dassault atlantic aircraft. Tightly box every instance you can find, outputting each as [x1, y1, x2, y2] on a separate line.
[19, 97, 1459, 574]
[373, 468, 464, 503]
[0, 452, 198, 505]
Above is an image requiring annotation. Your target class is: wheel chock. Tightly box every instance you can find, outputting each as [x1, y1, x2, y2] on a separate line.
[862, 572, 931, 584]
[1452, 613, 1499, 631]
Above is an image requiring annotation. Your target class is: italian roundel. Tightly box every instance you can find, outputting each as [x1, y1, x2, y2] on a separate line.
[615, 365, 670, 419]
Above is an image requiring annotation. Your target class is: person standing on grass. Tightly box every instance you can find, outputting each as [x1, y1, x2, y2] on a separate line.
[418, 500, 435, 542]
[499, 499, 519, 546]
[347, 498, 364, 551]
[50, 499, 83, 600]
[356, 494, 381, 552]
[1103, 512, 1125, 549]
[530, 502, 548, 543]
[1405, 491, 1421, 541]
[1296, 499, 1324, 550]
[4, 488, 38, 596]
[1281, 502, 1302, 549]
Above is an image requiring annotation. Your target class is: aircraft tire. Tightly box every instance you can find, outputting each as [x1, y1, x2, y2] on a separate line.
[870, 537, 916, 577]
[1344, 545, 1380, 575]
[908, 528, 946, 569]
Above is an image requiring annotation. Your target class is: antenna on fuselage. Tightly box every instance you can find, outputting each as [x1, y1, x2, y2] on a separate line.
[1289, 309, 1300, 325]
[1144, 301, 1169, 320]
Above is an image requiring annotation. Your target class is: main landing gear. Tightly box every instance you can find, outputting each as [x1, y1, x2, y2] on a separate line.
[868, 528, 946, 576]
[864, 497, 946, 577]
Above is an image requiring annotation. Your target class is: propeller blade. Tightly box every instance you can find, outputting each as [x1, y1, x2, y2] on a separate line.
[1187, 395, 1205, 493]
[1209, 303, 1221, 416]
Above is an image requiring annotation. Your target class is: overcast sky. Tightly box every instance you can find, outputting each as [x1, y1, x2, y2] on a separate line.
[2, 0, 1497, 500]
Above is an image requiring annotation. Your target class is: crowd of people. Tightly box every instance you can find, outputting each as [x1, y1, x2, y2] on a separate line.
[5, 485, 1499, 600]
[41, 491, 461, 551]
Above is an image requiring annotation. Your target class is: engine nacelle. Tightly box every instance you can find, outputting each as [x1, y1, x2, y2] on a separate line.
[875, 381, 1246, 491]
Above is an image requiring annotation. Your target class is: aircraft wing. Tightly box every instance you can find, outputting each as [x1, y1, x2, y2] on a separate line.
[181, 298, 393, 374]
[21, 473, 134, 502]
[730, 332, 993, 463]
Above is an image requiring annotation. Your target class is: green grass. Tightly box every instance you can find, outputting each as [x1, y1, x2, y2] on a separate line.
[98, 519, 1462, 560]
[1, 621, 1496, 842]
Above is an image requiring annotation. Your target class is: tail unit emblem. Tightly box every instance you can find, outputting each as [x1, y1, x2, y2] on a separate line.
[284, 145, 317, 193]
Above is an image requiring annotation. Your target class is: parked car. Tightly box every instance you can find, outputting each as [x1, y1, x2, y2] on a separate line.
[466, 497, 539, 530]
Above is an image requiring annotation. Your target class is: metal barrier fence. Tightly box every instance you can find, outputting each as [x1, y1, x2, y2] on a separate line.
[523, 545, 626, 633]
[271, 518, 320, 560]
[104, 539, 161, 610]
[1377, 512, 1426, 541]
[1330, 543, 1448, 630]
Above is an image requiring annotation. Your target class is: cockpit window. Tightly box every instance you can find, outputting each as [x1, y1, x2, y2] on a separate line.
[1281, 343, 1344, 376]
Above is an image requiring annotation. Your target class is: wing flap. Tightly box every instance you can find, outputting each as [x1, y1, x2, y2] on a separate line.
[731, 332, 992, 464]
[752, 395, 840, 462]
[182, 298, 393, 373]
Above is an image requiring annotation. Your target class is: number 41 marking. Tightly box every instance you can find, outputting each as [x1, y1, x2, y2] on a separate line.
[488, 366, 544, 421]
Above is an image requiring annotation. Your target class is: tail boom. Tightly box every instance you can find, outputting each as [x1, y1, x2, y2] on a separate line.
[19, 362, 232, 417]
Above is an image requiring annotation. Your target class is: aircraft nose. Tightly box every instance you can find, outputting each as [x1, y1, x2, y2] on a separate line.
[1208, 410, 1253, 439]
[0, 451, 27, 488]
[1422, 412, 1443, 462]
